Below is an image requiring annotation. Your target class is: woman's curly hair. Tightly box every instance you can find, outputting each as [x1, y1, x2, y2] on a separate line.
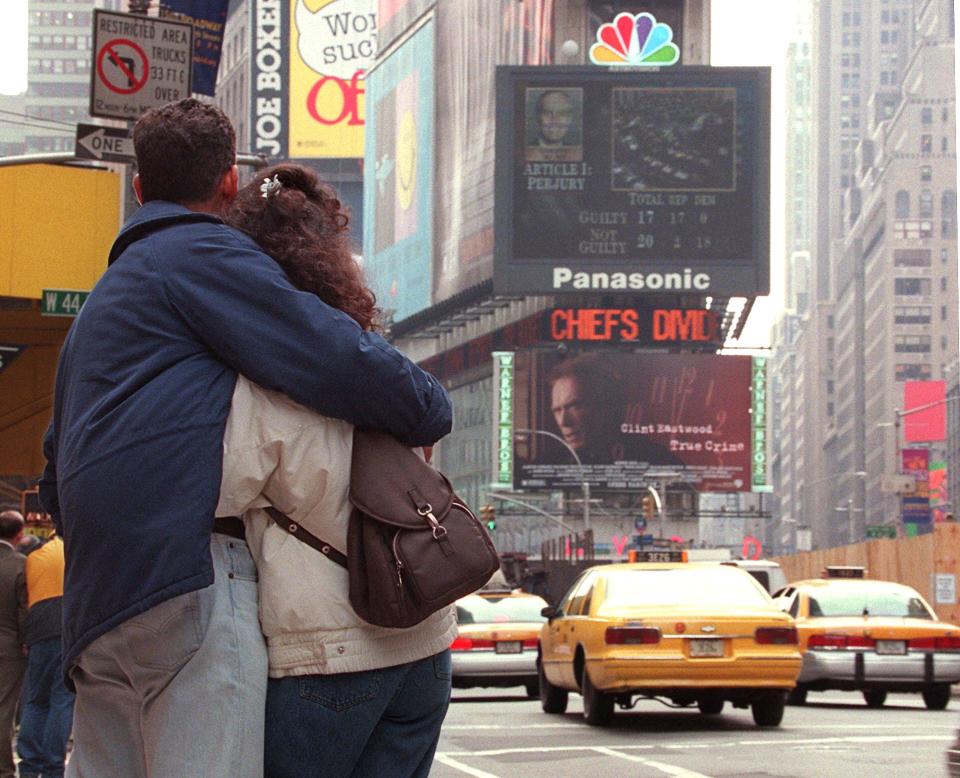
[226, 163, 380, 332]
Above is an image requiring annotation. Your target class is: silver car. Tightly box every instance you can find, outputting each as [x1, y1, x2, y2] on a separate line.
[452, 590, 549, 698]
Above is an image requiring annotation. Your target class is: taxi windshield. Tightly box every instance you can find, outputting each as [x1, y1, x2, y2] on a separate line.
[456, 596, 548, 624]
[807, 584, 934, 619]
[602, 567, 771, 609]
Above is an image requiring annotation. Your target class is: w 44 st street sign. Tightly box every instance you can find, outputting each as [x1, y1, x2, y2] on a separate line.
[75, 123, 134, 163]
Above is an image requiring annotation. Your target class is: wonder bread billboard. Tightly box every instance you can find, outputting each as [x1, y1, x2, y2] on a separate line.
[494, 66, 770, 296]
[508, 351, 764, 493]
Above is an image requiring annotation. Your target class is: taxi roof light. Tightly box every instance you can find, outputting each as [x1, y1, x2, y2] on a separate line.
[605, 626, 661, 645]
[629, 550, 687, 564]
[823, 565, 866, 579]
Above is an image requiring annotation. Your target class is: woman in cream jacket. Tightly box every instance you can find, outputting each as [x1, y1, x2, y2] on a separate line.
[216, 164, 456, 778]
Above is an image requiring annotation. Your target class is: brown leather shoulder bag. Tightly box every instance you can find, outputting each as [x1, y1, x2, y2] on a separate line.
[266, 429, 500, 629]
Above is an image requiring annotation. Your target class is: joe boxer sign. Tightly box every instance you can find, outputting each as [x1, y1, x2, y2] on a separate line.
[91, 10, 193, 121]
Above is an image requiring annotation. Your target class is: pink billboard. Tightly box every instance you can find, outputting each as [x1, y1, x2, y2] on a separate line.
[904, 380, 946, 443]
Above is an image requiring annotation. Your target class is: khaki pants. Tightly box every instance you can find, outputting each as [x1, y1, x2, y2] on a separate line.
[66, 535, 267, 778]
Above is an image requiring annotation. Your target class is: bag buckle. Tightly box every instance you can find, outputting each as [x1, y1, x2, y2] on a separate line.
[417, 503, 448, 540]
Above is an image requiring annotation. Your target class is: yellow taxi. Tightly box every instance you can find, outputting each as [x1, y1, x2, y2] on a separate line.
[452, 588, 549, 698]
[537, 553, 802, 727]
[773, 566, 960, 710]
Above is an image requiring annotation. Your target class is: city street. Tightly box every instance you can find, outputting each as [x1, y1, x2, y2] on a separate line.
[433, 689, 957, 777]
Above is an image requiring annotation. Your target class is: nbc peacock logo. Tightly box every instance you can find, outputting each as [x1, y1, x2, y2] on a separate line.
[589, 12, 680, 67]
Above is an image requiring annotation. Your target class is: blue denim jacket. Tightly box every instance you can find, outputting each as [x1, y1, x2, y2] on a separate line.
[40, 202, 451, 674]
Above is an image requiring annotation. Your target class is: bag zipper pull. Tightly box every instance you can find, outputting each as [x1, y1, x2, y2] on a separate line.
[395, 559, 404, 587]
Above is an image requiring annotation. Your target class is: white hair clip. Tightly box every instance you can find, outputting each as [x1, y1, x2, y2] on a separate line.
[260, 174, 282, 199]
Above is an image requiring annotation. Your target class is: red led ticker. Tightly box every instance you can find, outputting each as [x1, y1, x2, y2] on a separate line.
[550, 308, 718, 343]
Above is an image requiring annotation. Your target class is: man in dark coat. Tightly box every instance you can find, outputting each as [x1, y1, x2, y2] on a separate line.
[41, 99, 452, 778]
[0, 511, 26, 778]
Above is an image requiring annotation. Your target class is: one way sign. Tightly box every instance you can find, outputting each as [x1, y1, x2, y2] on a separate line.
[74, 123, 134, 163]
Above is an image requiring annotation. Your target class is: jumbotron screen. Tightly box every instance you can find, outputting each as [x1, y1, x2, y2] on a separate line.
[494, 66, 770, 296]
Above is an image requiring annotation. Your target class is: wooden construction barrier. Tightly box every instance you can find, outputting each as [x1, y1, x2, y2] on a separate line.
[774, 523, 960, 624]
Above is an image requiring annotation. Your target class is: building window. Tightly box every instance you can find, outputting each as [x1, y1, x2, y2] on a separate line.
[943, 305, 948, 320]
[894, 249, 931, 267]
[920, 190, 934, 218]
[895, 278, 932, 296]
[894, 306, 931, 324]
[896, 364, 933, 381]
[943, 107, 950, 123]
[895, 190, 910, 218]
[942, 276, 948, 292]
[922, 165, 932, 182]
[895, 335, 932, 353]
[922, 135, 933, 154]
[943, 191, 957, 238]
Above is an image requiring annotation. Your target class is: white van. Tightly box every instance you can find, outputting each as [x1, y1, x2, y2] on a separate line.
[721, 559, 788, 594]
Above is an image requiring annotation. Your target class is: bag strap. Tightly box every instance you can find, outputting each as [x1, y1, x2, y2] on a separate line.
[264, 506, 348, 570]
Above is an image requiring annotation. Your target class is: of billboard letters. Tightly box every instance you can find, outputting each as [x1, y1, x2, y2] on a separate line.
[159, 0, 228, 96]
[362, 19, 434, 321]
[290, 0, 376, 158]
[494, 66, 770, 296]
[511, 351, 754, 492]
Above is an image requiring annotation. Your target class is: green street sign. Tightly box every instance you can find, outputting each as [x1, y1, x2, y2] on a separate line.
[866, 525, 897, 539]
[41, 289, 89, 317]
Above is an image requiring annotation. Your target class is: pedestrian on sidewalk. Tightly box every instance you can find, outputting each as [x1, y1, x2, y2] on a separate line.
[17, 533, 74, 778]
[0, 510, 26, 778]
[40, 99, 452, 778]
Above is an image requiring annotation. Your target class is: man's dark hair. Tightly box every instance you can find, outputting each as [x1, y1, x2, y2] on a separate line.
[0, 511, 24, 541]
[133, 98, 236, 204]
[549, 353, 625, 408]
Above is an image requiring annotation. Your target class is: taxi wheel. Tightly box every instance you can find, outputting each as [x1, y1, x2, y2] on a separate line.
[863, 689, 887, 708]
[751, 693, 786, 727]
[922, 683, 951, 711]
[581, 666, 614, 726]
[538, 662, 568, 714]
[698, 697, 724, 715]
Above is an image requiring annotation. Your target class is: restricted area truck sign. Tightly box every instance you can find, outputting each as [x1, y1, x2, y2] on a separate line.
[90, 10, 193, 121]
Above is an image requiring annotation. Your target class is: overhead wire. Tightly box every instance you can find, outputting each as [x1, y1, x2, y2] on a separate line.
[0, 108, 78, 130]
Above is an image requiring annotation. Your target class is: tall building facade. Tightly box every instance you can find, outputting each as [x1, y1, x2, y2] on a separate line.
[771, 0, 957, 550]
[0, 0, 124, 156]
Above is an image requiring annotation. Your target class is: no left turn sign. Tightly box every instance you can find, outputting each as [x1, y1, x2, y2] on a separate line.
[90, 10, 192, 121]
[96, 39, 149, 95]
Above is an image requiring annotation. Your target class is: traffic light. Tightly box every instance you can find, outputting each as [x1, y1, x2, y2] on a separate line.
[642, 494, 655, 519]
[482, 504, 496, 531]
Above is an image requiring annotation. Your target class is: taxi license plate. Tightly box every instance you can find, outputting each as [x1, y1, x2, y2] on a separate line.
[495, 641, 522, 654]
[875, 640, 906, 655]
[689, 639, 724, 658]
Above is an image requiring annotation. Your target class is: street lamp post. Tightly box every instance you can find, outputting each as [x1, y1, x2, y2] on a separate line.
[516, 428, 591, 531]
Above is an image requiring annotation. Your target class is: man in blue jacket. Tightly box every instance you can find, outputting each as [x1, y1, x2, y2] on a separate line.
[40, 99, 452, 777]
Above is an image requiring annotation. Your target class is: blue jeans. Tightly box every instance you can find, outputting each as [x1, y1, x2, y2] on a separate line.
[17, 637, 75, 778]
[66, 534, 267, 778]
[264, 649, 452, 778]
